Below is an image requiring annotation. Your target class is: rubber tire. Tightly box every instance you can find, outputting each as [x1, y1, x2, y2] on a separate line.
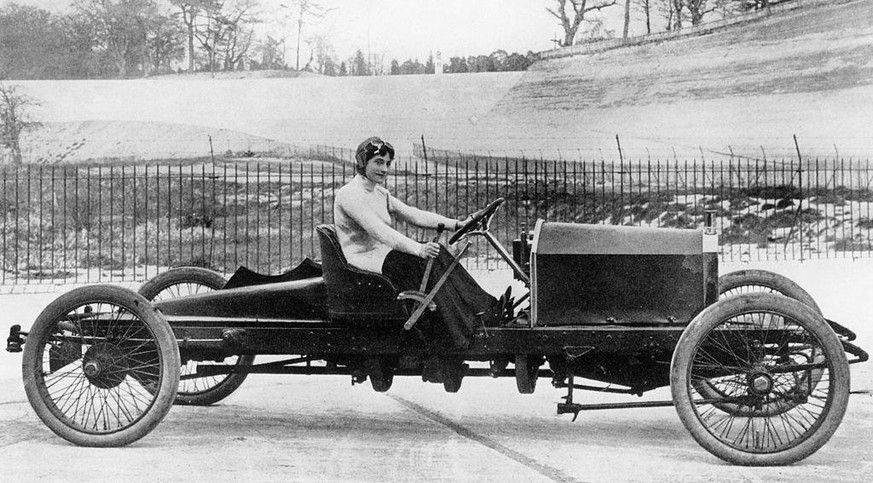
[443, 362, 468, 393]
[671, 293, 850, 466]
[443, 377, 463, 393]
[139, 266, 254, 406]
[719, 269, 821, 314]
[368, 358, 394, 393]
[138, 266, 228, 300]
[22, 285, 180, 447]
[515, 354, 540, 394]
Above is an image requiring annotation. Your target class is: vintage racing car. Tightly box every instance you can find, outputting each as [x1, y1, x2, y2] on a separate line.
[6, 198, 868, 465]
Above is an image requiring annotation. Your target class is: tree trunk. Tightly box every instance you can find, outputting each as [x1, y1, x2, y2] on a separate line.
[563, 27, 577, 47]
[623, 0, 631, 39]
[187, 23, 195, 72]
[118, 57, 127, 78]
[687, 0, 704, 25]
[296, 18, 303, 70]
[645, 1, 651, 34]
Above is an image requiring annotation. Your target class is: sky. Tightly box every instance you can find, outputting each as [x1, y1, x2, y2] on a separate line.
[298, 0, 567, 62]
[2, 0, 628, 63]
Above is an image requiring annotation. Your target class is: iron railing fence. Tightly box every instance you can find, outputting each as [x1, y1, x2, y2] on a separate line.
[1, 152, 872, 289]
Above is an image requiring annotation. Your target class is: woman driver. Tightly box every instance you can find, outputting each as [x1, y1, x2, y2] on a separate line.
[332, 136, 498, 349]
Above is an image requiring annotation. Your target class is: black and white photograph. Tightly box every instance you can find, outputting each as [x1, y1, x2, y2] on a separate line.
[1, 0, 871, 481]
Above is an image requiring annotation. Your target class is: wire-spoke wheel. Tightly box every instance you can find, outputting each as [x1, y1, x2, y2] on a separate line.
[718, 269, 821, 313]
[671, 293, 850, 465]
[22, 285, 179, 447]
[139, 267, 254, 406]
[696, 269, 826, 416]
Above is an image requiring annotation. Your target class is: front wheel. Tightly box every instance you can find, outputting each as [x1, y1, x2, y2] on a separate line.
[139, 266, 254, 406]
[22, 285, 179, 447]
[671, 293, 850, 465]
[696, 269, 825, 416]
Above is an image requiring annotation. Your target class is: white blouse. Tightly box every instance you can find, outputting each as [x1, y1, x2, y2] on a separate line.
[333, 175, 456, 273]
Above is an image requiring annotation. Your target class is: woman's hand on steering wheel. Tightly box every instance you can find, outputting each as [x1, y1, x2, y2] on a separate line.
[454, 215, 473, 231]
[448, 198, 505, 244]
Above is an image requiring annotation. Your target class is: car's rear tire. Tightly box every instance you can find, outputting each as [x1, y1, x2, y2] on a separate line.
[22, 285, 179, 446]
[139, 267, 254, 406]
[697, 269, 825, 416]
[718, 269, 821, 313]
[671, 293, 849, 465]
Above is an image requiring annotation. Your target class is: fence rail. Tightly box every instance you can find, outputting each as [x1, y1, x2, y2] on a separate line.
[1, 150, 872, 290]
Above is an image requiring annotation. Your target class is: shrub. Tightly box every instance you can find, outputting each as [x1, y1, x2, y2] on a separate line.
[833, 239, 873, 252]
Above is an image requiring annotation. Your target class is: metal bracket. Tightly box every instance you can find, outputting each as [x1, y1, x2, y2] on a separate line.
[827, 318, 857, 341]
[563, 346, 594, 361]
[6, 325, 25, 353]
[397, 291, 436, 311]
[841, 339, 869, 364]
[402, 242, 470, 331]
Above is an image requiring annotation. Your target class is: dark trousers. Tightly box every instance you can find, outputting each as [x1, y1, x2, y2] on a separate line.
[382, 246, 496, 348]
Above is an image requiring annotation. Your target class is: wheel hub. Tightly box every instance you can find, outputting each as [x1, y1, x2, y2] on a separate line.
[747, 371, 774, 396]
[83, 343, 128, 389]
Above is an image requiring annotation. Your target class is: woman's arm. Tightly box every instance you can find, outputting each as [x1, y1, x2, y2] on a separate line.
[389, 195, 463, 230]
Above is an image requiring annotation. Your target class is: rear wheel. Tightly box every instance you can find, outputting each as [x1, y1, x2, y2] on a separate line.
[139, 267, 254, 406]
[22, 285, 179, 446]
[671, 293, 850, 465]
[719, 269, 821, 313]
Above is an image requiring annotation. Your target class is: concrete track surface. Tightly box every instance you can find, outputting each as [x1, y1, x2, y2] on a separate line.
[1, 260, 872, 482]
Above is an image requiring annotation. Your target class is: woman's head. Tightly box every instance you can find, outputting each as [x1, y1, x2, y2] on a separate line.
[355, 137, 395, 178]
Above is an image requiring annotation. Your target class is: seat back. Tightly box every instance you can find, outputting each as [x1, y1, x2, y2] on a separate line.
[316, 225, 407, 321]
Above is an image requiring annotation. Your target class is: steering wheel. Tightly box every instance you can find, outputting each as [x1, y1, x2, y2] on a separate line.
[449, 197, 505, 244]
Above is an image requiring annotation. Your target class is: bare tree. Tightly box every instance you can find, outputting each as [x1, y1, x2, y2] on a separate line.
[254, 35, 284, 69]
[221, 18, 255, 70]
[635, 0, 654, 34]
[194, 0, 259, 74]
[280, 1, 331, 71]
[306, 33, 335, 74]
[0, 83, 38, 164]
[684, 0, 721, 25]
[146, 13, 186, 74]
[170, 0, 220, 72]
[658, 0, 686, 30]
[546, 0, 618, 47]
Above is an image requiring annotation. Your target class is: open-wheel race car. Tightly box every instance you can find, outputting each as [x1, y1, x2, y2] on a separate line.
[6, 198, 868, 465]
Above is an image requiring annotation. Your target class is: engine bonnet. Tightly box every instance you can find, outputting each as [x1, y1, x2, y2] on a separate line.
[530, 221, 718, 327]
[532, 222, 715, 255]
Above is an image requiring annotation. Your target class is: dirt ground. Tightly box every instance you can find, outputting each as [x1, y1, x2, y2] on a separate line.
[1, 260, 871, 482]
